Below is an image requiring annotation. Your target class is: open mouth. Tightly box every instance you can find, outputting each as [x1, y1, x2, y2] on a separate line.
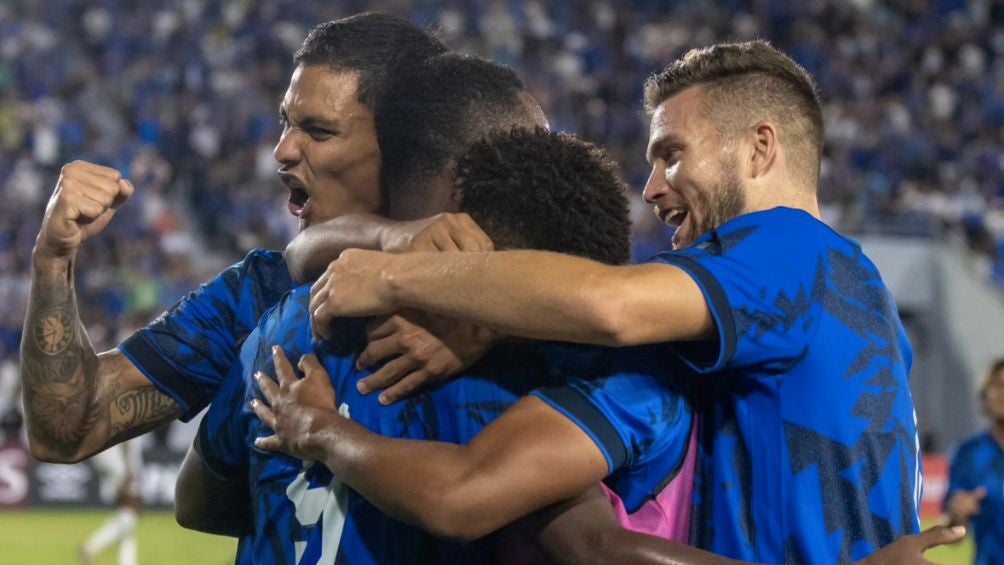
[660, 207, 688, 227]
[288, 187, 308, 217]
[280, 172, 309, 218]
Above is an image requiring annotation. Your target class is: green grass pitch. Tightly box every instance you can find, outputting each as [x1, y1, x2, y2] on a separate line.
[0, 511, 974, 564]
[0, 510, 235, 565]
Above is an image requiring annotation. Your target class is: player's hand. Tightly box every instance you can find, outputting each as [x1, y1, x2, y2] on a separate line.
[946, 487, 986, 523]
[252, 347, 340, 461]
[355, 310, 497, 404]
[381, 213, 494, 253]
[855, 525, 966, 565]
[309, 249, 401, 339]
[36, 161, 134, 260]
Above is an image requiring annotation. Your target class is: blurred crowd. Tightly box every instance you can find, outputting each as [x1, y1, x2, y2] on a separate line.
[2, 0, 1004, 367]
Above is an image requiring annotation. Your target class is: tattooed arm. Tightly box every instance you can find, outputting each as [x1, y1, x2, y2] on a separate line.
[21, 161, 181, 463]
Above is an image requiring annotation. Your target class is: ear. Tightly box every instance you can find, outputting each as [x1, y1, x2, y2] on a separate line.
[748, 121, 778, 179]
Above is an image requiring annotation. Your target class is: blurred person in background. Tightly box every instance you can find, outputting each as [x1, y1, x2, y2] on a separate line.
[944, 358, 1004, 564]
[79, 438, 143, 565]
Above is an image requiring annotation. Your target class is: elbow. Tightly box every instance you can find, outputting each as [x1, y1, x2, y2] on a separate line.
[174, 501, 215, 533]
[412, 490, 498, 542]
[283, 243, 308, 285]
[595, 308, 636, 347]
[173, 484, 201, 530]
[27, 435, 86, 464]
[174, 502, 199, 530]
[420, 515, 493, 543]
[583, 286, 637, 347]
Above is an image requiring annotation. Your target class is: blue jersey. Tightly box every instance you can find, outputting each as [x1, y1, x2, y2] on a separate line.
[653, 208, 920, 563]
[118, 249, 292, 420]
[945, 431, 1004, 564]
[199, 285, 694, 564]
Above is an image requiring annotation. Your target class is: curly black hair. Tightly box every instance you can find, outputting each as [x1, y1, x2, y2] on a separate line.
[455, 128, 631, 266]
[376, 53, 543, 218]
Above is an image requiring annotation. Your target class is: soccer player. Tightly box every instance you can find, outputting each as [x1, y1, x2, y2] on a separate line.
[203, 125, 697, 563]
[944, 358, 1004, 564]
[252, 125, 957, 564]
[304, 40, 921, 563]
[18, 13, 486, 465]
[79, 438, 142, 565]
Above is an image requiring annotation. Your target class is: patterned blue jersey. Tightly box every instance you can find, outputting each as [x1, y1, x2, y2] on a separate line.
[945, 431, 1004, 564]
[652, 207, 920, 563]
[118, 249, 293, 420]
[199, 285, 694, 564]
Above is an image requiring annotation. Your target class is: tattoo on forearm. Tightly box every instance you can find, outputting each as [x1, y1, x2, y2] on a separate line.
[109, 386, 178, 443]
[21, 266, 96, 456]
[22, 362, 100, 448]
[21, 263, 181, 459]
[33, 307, 74, 355]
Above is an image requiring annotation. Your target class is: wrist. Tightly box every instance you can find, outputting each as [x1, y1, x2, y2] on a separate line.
[377, 219, 408, 253]
[32, 244, 74, 274]
[302, 407, 347, 463]
[377, 253, 409, 310]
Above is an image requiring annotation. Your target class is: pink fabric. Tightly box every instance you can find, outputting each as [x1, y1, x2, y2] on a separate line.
[599, 416, 698, 543]
[495, 417, 699, 563]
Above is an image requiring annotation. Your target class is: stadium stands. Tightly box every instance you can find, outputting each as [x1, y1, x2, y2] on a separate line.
[2, 0, 1003, 409]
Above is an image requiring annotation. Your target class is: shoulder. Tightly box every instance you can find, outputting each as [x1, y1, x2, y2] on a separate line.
[224, 249, 294, 305]
[236, 249, 289, 278]
[951, 432, 992, 461]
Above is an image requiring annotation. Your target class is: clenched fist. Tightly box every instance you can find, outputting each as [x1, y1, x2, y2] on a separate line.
[36, 161, 134, 260]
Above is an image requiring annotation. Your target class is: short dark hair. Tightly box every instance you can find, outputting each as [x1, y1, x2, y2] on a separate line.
[294, 12, 447, 111]
[643, 40, 823, 187]
[455, 128, 631, 266]
[376, 53, 541, 215]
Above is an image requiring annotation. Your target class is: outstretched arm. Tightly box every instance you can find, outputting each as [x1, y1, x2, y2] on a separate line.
[253, 348, 607, 540]
[255, 348, 961, 562]
[21, 161, 181, 463]
[284, 212, 493, 284]
[309, 249, 713, 347]
[529, 487, 744, 565]
[530, 488, 965, 565]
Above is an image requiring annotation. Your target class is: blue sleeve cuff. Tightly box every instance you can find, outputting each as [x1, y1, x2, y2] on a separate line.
[118, 333, 207, 422]
[652, 254, 736, 372]
[530, 386, 627, 473]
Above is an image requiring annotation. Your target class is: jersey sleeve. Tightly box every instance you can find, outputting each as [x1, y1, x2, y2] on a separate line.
[529, 345, 692, 510]
[651, 217, 824, 374]
[118, 249, 292, 420]
[195, 358, 255, 478]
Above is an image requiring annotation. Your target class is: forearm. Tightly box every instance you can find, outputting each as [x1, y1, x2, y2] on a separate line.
[531, 488, 744, 565]
[385, 251, 710, 346]
[307, 412, 498, 539]
[561, 530, 745, 565]
[21, 253, 180, 462]
[285, 214, 395, 283]
[20, 251, 101, 460]
[305, 406, 591, 540]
